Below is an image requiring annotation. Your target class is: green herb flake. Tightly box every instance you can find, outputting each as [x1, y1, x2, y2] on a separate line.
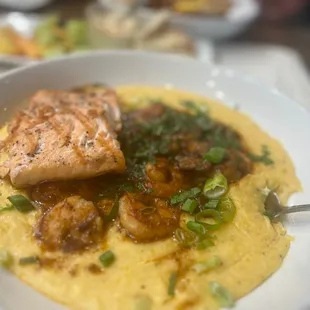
[19, 256, 39, 266]
[186, 221, 206, 235]
[174, 228, 197, 248]
[196, 238, 215, 250]
[99, 250, 116, 267]
[0, 249, 13, 268]
[203, 172, 228, 199]
[218, 196, 236, 223]
[192, 256, 222, 274]
[168, 272, 178, 297]
[170, 188, 201, 205]
[209, 281, 235, 308]
[195, 209, 223, 231]
[181, 199, 198, 214]
[248, 145, 274, 166]
[7, 195, 35, 213]
[203, 147, 226, 164]
[203, 200, 219, 210]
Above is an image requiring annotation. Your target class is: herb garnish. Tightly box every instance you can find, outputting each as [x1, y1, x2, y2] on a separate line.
[209, 282, 235, 308]
[203, 147, 226, 164]
[168, 272, 178, 297]
[248, 145, 274, 165]
[99, 250, 116, 267]
[170, 188, 201, 205]
[7, 195, 35, 213]
[0, 249, 13, 268]
[120, 101, 214, 181]
[19, 256, 40, 265]
[192, 256, 222, 274]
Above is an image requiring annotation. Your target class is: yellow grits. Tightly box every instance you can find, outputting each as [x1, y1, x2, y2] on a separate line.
[0, 86, 301, 310]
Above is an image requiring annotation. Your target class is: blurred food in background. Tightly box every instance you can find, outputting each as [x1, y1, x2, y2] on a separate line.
[87, 4, 194, 54]
[0, 15, 89, 59]
[0, 2, 195, 59]
[147, 0, 231, 15]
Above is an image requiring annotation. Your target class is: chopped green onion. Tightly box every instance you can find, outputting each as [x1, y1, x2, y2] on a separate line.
[134, 295, 153, 310]
[174, 228, 197, 248]
[248, 145, 274, 166]
[99, 250, 116, 267]
[0, 205, 14, 213]
[181, 199, 198, 214]
[168, 272, 178, 296]
[192, 256, 222, 274]
[218, 196, 236, 223]
[170, 188, 201, 205]
[139, 206, 157, 215]
[209, 282, 235, 308]
[203, 147, 226, 164]
[7, 195, 35, 213]
[203, 172, 228, 199]
[196, 238, 214, 250]
[19, 256, 39, 265]
[0, 249, 13, 268]
[104, 196, 119, 222]
[196, 209, 223, 231]
[186, 221, 206, 235]
[203, 200, 219, 210]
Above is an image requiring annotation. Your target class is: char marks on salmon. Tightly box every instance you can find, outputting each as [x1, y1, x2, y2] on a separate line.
[0, 89, 126, 187]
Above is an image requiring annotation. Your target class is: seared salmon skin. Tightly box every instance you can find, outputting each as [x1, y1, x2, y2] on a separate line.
[0, 89, 126, 188]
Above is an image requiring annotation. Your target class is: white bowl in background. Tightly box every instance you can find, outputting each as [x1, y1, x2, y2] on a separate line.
[139, 0, 260, 40]
[0, 51, 310, 310]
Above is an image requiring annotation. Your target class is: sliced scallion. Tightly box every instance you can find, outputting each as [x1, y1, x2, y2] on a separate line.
[170, 188, 201, 205]
[196, 209, 223, 231]
[203, 200, 219, 210]
[0, 249, 13, 268]
[218, 196, 236, 223]
[209, 281, 235, 308]
[7, 195, 35, 213]
[174, 228, 197, 248]
[99, 250, 116, 267]
[186, 221, 206, 235]
[203, 172, 228, 199]
[196, 238, 214, 250]
[181, 199, 198, 214]
[203, 147, 226, 164]
[168, 272, 177, 297]
[19, 256, 39, 265]
[192, 256, 222, 274]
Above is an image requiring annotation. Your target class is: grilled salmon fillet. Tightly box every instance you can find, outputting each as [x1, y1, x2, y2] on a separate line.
[0, 89, 126, 188]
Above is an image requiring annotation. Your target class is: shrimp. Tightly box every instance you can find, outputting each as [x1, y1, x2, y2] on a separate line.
[36, 196, 104, 252]
[119, 193, 180, 242]
[145, 158, 185, 199]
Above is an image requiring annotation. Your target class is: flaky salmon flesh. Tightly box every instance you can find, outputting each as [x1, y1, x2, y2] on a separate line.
[0, 89, 126, 188]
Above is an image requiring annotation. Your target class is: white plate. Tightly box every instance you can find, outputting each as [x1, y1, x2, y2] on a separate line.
[0, 51, 310, 310]
[139, 0, 260, 40]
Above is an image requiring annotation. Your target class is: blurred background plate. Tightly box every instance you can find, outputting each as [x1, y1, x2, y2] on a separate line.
[139, 0, 260, 40]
